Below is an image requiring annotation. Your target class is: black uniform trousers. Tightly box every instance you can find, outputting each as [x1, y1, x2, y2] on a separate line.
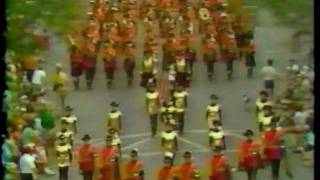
[59, 166, 69, 180]
[150, 113, 158, 136]
[20, 173, 34, 180]
[82, 171, 94, 180]
[246, 168, 258, 180]
[176, 111, 185, 133]
[270, 159, 281, 180]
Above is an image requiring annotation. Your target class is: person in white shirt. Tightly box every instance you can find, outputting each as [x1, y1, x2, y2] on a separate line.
[261, 59, 277, 96]
[31, 66, 47, 88]
[19, 144, 37, 180]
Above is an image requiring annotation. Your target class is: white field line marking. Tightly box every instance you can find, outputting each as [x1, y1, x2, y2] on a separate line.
[123, 149, 239, 158]
[74, 129, 245, 143]
[177, 136, 210, 151]
[122, 137, 152, 151]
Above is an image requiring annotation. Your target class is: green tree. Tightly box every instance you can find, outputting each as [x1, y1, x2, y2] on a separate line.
[5, 0, 87, 57]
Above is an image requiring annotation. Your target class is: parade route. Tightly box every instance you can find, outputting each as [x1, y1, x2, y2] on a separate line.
[35, 4, 314, 180]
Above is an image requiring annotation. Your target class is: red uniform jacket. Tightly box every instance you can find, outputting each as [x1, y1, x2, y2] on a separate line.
[78, 144, 96, 172]
[99, 146, 118, 180]
[238, 140, 261, 169]
[261, 130, 284, 161]
[103, 48, 117, 69]
[125, 160, 144, 180]
[158, 166, 179, 180]
[178, 163, 197, 180]
[70, 51, 82, 69]
[210, 155, 229, 180]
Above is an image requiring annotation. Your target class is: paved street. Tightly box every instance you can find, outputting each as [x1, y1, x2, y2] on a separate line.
[39, 6, 313, 180]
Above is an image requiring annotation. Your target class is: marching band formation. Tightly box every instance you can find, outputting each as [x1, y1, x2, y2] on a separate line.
[2, 0, 314, 180]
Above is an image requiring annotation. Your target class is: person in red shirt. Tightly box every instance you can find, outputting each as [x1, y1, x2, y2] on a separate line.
[78, 134, 96, 180]
[243, 39, 256, 79]
[68, 46, 83, 90]
[98, 135, 120, 180]
[124, 149, 144, 180]
[177, 151, 199, 180]
[123, 42, 136, 86]
[101, 42, 117, 88]
[237, 129, 261, 180]
[202, 34, 219, 80]
[80, 38, 97, 90]
[157, 154, 179, 180]
[261, 118, 302, 180]
[209, 146, 232, 180]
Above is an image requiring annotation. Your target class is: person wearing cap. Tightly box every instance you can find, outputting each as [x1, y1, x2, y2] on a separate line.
[124, 149, 144, 180]
[260, 119, 303, 180]
[56, 122, 74, 147]
[106, 102, 123, 133]
[55, 135, 73, 180]
[261, 59, 277, 96]
[61, 106, 78, 134]
[176, 151, 198, 180]
[97, 135, 120, 180]
[209, 146, 232, 180]
[209, 127, 226, 150]
[157, 155, 179, 180]
[101, 42, 117, 88]
[202, 33, 219, 80]
[172, 86, 188, 134]
[52, 64, 68, 107]
[68, 45, 82, 90]
[140, 52, 157, 88]
[123, 42, 136, 86]
[19, 144, 38, 180]
[206, 95, 222, 128]
[145, 86, 160, 137]
[237, 130, 261, 180]
[78, 134, 97, 180]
